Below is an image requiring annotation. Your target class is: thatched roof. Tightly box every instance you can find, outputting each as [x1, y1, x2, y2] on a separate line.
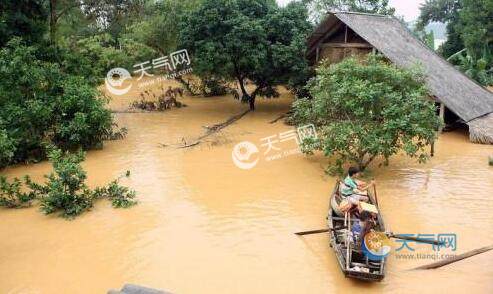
[469, 114, 493, 144]
[308, 12, 493, 125]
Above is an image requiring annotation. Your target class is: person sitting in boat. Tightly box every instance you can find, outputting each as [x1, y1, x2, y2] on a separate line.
[342, 167, 375, 204]
[351, 210, 375, 247]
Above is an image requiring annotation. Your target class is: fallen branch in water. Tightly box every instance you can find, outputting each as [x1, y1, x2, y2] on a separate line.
[269, 113, 286, 124]
[160, 109, 251, 148]
[413, 245, 493, 270]
[269, 110, 292, 124]
[199, 109, 250, 140]
[176, 141, 200, 148]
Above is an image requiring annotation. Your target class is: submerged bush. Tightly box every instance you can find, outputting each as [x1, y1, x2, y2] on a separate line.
[0, 176, 35, 208]
[0, 148, 137, 219]
[93, 179, 137, 208]
[32, 149, 94, 217]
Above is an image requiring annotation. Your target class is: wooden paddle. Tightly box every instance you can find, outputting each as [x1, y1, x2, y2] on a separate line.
[295, 228, 331, 236]
[295, 229, 443, 246]
[372, 182, 379, 207]
[413, 245, 493, 270]
[388, 233, 443, 246]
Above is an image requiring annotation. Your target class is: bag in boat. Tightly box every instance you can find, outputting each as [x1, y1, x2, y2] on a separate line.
[339, 199, 352, 213]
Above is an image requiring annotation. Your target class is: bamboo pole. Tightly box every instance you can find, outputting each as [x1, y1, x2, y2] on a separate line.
[414, 245, 493, 270]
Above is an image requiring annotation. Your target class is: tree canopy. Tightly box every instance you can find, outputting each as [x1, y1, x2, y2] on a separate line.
[0, 0, 47, 47]
[293, 55, 441, 173]
[417, 0, 493, 85]
[180, 0, 313, 110]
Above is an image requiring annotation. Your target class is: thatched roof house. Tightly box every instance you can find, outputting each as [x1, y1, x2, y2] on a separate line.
[307, 11, 493, 144]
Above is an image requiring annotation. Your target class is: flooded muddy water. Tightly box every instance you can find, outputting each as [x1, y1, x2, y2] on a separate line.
[1, 79, 492, 293]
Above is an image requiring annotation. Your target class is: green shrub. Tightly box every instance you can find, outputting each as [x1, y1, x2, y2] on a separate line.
[0, 176, 35, 208]
[0, 129, 15, 167]
[1, 147, 137, 218]
[32, 149, 93, 218]
[0, 38, 114, 167]
[93, 179, 137, 208]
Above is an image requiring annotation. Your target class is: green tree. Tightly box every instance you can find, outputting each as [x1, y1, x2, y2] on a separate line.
[0, 0, 47, 47]
[0, 38, 113, 167]
[458, 0, 492, 68]
[417, 0, 463, 58]
[417, 0, 493, 85]
[180, 0, 312, 110]
[293, 55, 441, 173]
[125, 0, 202, 55]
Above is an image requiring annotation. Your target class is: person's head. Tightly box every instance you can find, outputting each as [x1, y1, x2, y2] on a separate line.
[348, 166, 360, 178]
[360, 210, 371, 222]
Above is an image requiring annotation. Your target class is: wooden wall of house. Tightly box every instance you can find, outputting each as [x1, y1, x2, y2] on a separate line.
[319, 47, 372, 64]
[315, 25, 374, 65]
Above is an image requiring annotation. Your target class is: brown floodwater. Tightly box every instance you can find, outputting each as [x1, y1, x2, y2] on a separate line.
[1, 79, 492, 294]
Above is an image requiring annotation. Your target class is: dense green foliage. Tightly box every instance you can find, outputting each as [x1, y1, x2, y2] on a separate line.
[93, 177, 137, 208]
[0, 0, 155, 167]
[293, 55, 441, 174]
[0, 0, 47, 47]
[0, 39, 113, 167]
[181, 0, 313, 110]
[34, 149, 94, 217]
[0, 176, 35, 208]
[0, 148, 137, 218]
[418, 0, 493, 85]
[125, 0, 202, 55]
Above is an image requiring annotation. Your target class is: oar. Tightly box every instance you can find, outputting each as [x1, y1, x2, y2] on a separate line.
[295, 228, 330, 236]
[388, 233, 444, 246]
[413, 245, 493, 270]
[373, 182, 379, 207]
[295, 229, 443, 246]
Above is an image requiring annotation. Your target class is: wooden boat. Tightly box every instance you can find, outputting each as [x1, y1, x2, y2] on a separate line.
[327, 181, 387, 282]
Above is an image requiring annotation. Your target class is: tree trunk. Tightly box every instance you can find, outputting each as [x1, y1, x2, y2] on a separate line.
[359, 154, 377, 171]
[237, 78, 249, 100]
[249, 95, 256, 111]
[49, 0, 57, 44]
